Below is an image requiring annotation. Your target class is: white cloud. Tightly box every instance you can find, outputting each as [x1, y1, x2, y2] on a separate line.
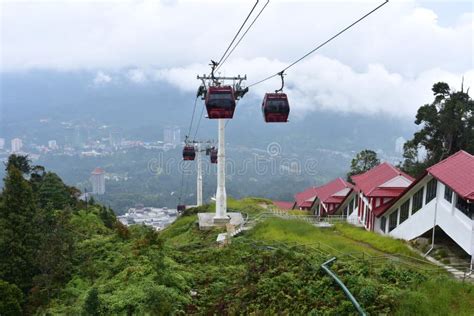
[93, 71, 112, 85]
[1, 0, 472, 75]
[1, 0, 472, 119]
[127, 69, 147, 84]
[155, 55, 474, 118]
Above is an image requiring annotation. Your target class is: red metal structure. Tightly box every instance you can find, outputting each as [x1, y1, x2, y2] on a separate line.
[182, 145, 196, 161]
[210, 148, 218, 164]
[205, 86, 236, 119]
[262, 93, 290, 123]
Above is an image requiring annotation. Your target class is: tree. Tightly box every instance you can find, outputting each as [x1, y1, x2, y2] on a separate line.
[347, 150, 380, 181]
[401, 81, 474, 176]
[37, 172, 73, 209]
[5, 155, 32, 175]
[99, 206, 116, 229]
[30, 208, 74, 305]
[0, 166, 40, 292]
[0, 280, 23, 316]
[84, 287, 101, 316]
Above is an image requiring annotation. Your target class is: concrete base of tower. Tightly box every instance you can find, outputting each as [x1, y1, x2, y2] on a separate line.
[197, 212, 243, 230]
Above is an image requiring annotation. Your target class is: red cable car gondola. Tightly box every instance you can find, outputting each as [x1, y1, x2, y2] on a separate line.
[262, 93, 290, 123]
[210, 148, 218, 164]
[182, 145, 196, 161]
[262, 71, 290, 123]
[205, 86, 236, 119]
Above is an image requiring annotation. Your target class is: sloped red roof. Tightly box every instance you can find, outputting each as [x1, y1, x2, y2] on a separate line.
[317, 178, 353, 203]
[351, 162, 414, 197]
[294, 187, 319, 208]
[375, 150, 474, 217]
[91, 167, 105, 174]
[325, 196, 346, 204]
[273, 201, 295, 210]
[294, 178, 353, 209]
[427, 150, 474, 202]
[369, 187, 406, 197]
[333, 188, 355, 214]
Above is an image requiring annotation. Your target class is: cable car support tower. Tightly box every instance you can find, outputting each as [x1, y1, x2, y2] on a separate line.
[197, 62, 247, 223]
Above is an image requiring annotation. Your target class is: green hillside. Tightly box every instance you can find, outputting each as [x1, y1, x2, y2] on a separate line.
[44, 201, 474, 314]
[1, 158, 473, 315]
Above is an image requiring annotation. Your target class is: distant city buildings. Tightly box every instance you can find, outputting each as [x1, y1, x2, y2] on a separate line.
[164, 126, 181, 146]
[90, 167, 106, 195]
[117, 206, 178, 231]
[109, 131, 121, 148]
[0, 138, 5, 150]
[395, 136, 406, 154]
[48, 140, 58, 150]
[11, 138, 23, 153]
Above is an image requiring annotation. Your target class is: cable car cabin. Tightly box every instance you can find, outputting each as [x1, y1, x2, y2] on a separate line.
[182, 145, 196, 161]
[210, 148, 218, 164]
[205, 86, 236, 119]
[262, 93, 290, 123]
[177, 205, 186, 212]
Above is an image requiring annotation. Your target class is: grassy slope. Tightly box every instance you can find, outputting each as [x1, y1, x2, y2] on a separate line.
[47, 200, 474, 315]
[162, 200, 474, 315]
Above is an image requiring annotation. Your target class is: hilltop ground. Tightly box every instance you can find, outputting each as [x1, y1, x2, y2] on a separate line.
[41, 198, 474, 315]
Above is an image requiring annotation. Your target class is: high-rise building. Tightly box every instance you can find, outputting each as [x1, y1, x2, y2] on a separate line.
[163, 126, 181, 145]
[11, 138, 23, 153]
[90, 167, 106, 195]
[0, 138, 5, 150]
[48, 140, 58, 150]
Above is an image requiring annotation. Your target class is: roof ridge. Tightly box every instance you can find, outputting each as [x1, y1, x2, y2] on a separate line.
[427, 150, 472, 171]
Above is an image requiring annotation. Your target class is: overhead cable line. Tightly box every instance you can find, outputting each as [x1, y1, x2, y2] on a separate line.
[187, 96, 199, 138]
[193, 104, 205, 139]
[216, 0, 270, 71]
[215, 0, 260, 68]
[248, 0, 389, 88]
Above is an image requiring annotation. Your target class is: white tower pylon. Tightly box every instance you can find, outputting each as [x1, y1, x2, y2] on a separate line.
[214, 118, 227, 221]
[196, 143, 203, 207]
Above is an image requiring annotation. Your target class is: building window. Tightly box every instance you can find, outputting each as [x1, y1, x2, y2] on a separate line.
[399, 200, 410, 224]
[412, 187, 424, 214]
[380, 216, 386, 232]
[349, 198, 354, 214]
[444, 185, 453, 203]
[389, 210, 398, 232]
[425, 178, 437, 204]
[456, 195, 474, 218]
[355, 194, 359, 207]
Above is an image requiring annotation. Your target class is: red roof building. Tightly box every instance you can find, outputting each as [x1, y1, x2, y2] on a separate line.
[293, 178, 353, 214]
[310, 178, 353, 216]
[427, 150, 474, 202]
[294, 186, 319, 210]
[373, 151, 474, 257]
[351, 162, 414, 231]
[273, 200, 295, 210]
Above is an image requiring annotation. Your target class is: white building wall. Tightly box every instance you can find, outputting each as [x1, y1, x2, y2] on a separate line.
[379, 176, 473, 256]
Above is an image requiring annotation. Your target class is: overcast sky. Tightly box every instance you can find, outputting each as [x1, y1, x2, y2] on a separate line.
[1, 0, 473, 118]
